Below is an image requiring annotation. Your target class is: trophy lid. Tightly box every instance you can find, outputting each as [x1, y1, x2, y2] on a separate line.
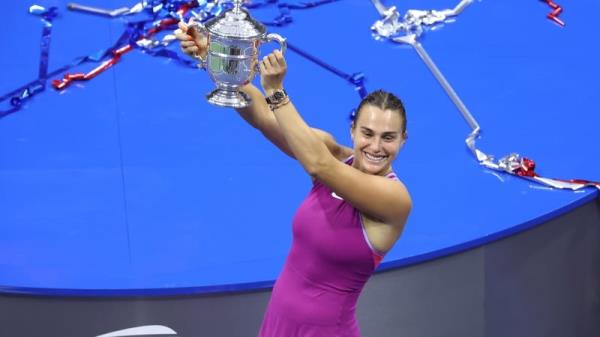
[205, 1, 266, 39]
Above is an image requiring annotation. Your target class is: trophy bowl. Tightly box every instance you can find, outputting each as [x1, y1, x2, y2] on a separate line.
[192, 1, 286, 108]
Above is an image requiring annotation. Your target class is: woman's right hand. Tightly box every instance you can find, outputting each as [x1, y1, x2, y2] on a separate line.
[175, 19, 208, 60]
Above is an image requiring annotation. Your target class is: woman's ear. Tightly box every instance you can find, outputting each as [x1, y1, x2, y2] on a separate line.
[398, 131, 408, 148]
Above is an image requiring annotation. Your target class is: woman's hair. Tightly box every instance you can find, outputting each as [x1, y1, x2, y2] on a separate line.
[351, 90, 407, 137]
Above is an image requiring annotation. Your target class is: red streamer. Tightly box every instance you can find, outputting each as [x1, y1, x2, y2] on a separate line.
[543, 0, 565, 27]
[513, 157, 537, 178]
[52, 4, 192, 90]
[509, 156, 600, 189]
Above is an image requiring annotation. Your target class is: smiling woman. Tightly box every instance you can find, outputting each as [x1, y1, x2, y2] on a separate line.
[177, 17, 411, 336]
[350, 90, 407, 176]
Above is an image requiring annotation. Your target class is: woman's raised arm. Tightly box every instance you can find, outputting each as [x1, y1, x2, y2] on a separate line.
[176, 20, 351, 160]
[260, 50, 411, 226]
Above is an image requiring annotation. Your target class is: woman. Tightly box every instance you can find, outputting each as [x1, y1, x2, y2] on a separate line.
[177, 20, 412, 337]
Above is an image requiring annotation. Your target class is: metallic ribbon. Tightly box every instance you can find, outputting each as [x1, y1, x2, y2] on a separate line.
[0, 5, 58, 118]
[65, 0, 339, 24]
[370, 0, 599, 191]
[543, 0, 565, 27]
[236, 0, 365, 99]
[286, 43, 367, 99]
[245, 0, 340, 26]
[67, 2, 134, 17]
[52, 1, 200, 90]
[66, 0, 190, 18]
[1, 1, 206, 117]
[57, 0, 363, 98]
[4, 1, 357, 116]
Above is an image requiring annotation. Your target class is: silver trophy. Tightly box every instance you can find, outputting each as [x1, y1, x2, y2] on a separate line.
[192, 0, 287, 108]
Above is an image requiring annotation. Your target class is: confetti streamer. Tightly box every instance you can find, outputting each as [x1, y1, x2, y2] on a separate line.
[542, 0, 565, 27]
[2, 0, 358, 117]
[52, 3, 196, 90]
[370, 0, 599, 191]
[0, 5, 58, 118]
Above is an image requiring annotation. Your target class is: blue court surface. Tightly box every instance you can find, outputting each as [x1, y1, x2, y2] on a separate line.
[1, 0, 598, 295]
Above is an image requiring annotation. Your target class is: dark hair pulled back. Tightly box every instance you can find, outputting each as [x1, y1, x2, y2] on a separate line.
[351, 90, 407, 137]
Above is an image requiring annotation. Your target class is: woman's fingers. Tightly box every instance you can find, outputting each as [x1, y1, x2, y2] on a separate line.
[179, 40, 196, 54]
[180, 40, 197, 47]
[274, 50, 286, 67]
[175, 31, 189, 41]
[175, 21, 193, 48]
[186, 46, 199, 54]
[186, 18, 208, 44]
[176, 20, 205, 43]
[261, 51, 286, 73]
[175, 27, 192, 41]
[186, 25, 199, 40]
[176, 19, 208, 59]
[261, 56, 273, 72]
[177, 20, 188, 33]
[267, 53, 278, 68]
[260, 51, 286, 92]
[259, 60, 268, 74]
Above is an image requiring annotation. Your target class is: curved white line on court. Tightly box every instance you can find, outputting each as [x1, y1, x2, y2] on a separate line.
[95, 325, 177, 337]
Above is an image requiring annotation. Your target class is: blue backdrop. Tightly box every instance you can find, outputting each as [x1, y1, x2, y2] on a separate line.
[0, 0, 598, 295]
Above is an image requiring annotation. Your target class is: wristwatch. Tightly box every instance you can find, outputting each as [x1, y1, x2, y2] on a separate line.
[265, 89, 288, 105]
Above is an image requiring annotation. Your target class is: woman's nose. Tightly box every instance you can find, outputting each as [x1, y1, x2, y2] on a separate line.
[368, 138, 383, 152]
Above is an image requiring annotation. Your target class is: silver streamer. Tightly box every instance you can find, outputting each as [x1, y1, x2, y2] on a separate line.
[67, 2, 145, 17]
[370, 0, 599, 191]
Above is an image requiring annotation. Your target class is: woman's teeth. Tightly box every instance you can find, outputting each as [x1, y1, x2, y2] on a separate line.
[364, 152, 386, 162]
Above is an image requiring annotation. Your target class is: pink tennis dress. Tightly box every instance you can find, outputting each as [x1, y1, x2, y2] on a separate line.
[259, 157, 398, 337]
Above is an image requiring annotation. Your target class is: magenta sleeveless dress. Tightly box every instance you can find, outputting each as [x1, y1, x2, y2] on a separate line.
[259, 157, 398, 337]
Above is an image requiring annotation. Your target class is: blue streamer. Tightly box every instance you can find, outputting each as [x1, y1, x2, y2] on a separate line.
[2, 0, 361, 119]
[246, 0, 340, 26]
[133, 3, 220, 68]
[0, 6, 58, 118]
[287, 42, 367, 98]
[285, 42, 367, 121]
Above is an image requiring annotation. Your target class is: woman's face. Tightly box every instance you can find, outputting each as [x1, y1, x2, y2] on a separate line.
[351, 105, 405, 175]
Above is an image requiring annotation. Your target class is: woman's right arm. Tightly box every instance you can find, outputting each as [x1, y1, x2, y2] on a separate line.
[237, 84, 351, 160]
[176, 20, 351, 160]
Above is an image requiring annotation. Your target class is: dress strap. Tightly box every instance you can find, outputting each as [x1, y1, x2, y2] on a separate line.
[385, 171, 399, 180]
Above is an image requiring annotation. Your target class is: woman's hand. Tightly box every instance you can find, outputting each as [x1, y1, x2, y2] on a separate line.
[260, 50, 287, 95]
[175, 19, 208, 60]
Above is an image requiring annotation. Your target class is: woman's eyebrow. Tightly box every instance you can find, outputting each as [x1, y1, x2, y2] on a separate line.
[360, 127, 398, 136]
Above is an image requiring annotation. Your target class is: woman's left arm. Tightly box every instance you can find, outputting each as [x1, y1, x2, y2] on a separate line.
[261, 52, 411, 227]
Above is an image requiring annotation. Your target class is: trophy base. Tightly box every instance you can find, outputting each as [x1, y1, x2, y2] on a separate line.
[206, 89, 251, 108]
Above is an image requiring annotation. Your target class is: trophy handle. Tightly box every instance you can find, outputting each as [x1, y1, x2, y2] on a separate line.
[263, 33, 287, 54]
[256, 34, 287, 73]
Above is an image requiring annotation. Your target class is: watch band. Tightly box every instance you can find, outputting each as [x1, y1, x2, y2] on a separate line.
[265, 89, 288, 105]
[270, 96, 291, 111]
